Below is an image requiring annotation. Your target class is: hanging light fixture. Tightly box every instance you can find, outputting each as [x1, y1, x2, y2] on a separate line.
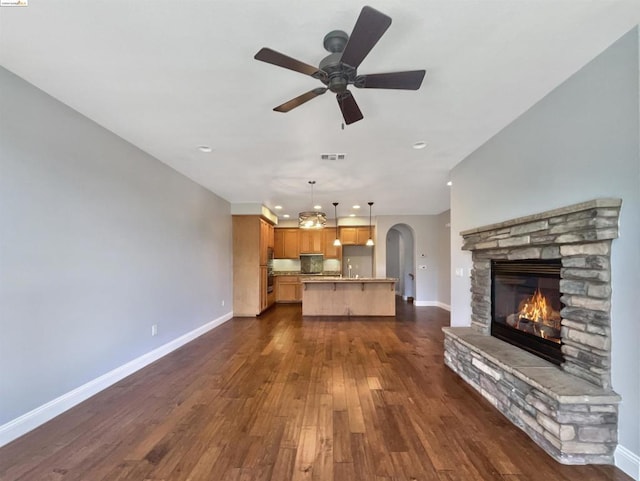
[366, 201, 374, 246]
[332, 202, 341, 246]
[299, 181, 327, 229]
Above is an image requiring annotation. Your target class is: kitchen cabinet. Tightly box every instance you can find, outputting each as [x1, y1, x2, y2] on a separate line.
[260, 265, 268, 311]
[274, 228, 299, 259]
[322, 227, 341, 259]
[275, 276, 302, 302]
[259, 219, 274, 265]
[340, 226, 374, 246]
[299, 229, 323, 254]
[233, 215, 275, 316]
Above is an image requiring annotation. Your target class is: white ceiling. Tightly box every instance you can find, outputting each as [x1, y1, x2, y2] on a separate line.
[1, 1, 639, 218]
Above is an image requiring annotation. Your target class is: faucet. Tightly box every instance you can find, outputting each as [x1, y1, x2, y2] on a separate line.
[347, 258, 352, 278]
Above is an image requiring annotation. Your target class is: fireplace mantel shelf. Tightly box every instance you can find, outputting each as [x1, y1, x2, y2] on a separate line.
[459, 198, 621, 236]
[443, 327, 620, 404]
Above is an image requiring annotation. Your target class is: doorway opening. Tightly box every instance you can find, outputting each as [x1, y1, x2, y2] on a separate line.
[386, 224, 415, 301]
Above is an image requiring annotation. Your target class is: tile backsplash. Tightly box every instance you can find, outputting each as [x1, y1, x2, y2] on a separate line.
[273, 258, 341, 273]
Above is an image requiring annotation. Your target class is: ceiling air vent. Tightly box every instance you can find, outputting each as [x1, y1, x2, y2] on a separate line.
[320, 153, 346, 161]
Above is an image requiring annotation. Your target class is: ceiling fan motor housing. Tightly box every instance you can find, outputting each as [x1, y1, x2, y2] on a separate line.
[323, 30, 349, 53]
[319, 51, 357, 93]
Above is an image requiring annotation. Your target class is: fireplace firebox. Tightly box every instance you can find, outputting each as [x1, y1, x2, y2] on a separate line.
[491, 259, 563, 365]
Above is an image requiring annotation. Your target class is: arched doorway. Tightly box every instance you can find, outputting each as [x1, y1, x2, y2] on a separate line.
[386, 224, 415, 300]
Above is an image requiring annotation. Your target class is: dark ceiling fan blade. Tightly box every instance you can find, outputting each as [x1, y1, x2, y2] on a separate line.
[254, 48, 327, 80]
[355, 70, 426, 90]
[340, 6, 392, 69]
[274, 88, 327, 113]
[336, 91, 363, 125]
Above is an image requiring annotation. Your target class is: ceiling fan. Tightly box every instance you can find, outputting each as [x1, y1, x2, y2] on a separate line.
[254, 6, 426, 125]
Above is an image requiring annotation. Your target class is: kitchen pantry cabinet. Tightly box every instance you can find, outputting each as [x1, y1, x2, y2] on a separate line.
[340, 226, 374, 246]
[274, 228, 299, 259]
[275, 275, 302, 303]
[233, 216, 275, 316]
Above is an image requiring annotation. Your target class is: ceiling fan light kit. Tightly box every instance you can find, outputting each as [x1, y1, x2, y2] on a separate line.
[254, 6, 426, 125]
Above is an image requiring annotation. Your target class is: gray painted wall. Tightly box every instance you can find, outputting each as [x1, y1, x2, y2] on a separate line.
[437, 210, 451, 307]
[449, 29, 639, 472]
[375, 215, 450, 306]
[342, 245, 374, 279]
[0, 67, 233, 425]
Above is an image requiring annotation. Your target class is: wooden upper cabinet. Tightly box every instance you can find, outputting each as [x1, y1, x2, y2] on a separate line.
[340, 226, 374, 246]
[299, 229, 323, 254]
[259, 219, 273, 265]
[267, 222, 274, 248]
[323, 228, 341, 259]
[274, 228, 300, 259]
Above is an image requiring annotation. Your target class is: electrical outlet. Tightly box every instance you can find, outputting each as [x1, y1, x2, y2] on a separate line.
[151, 324, 158, 336]
[221, 300, 225, 307]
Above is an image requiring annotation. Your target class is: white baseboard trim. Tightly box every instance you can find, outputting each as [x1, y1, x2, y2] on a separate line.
[0, 311, 234, 448]
[616, 444, 640, 480]
[414, 301, 451, 311]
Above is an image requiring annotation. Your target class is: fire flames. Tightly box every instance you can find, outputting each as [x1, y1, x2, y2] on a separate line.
[512, 289, 561, 342]
[519, 289, 555, 324]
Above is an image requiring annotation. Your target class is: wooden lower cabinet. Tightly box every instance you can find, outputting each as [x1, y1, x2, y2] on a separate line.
[275, 276, 302, 303]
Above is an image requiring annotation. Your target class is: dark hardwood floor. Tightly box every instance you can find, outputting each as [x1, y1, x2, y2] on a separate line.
[0, 300, 632, 481]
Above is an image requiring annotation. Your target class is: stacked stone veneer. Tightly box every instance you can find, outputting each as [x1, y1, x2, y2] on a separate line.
[443, 198, 622, 464]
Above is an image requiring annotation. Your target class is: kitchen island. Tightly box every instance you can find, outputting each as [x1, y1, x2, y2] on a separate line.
[301, 277, 397, 316]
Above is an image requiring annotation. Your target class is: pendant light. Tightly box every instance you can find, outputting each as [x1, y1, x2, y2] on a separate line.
[299, 180, 327, 229]
[332, 202, 341, 246]
[366, 201, 374, 246]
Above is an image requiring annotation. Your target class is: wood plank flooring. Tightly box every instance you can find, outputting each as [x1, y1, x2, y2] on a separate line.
[0, 301, 632, 481]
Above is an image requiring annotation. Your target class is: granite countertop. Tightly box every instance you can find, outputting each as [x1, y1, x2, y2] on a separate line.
[300, 277, 398, 283]
[273, 271, 341, 277]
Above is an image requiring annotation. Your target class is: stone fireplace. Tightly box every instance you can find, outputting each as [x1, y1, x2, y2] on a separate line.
[443, 199, 622, 464]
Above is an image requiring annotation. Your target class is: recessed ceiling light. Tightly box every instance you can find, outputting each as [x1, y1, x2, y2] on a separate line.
[412, 141, 427, 150]
[447, 181, 453, 186]
[197, 145, 212, 153]
[353, 205, 360, 209]
[314, 204, 322, 210]
[283, 214, 290, 218]
[274, 205, 282, 210]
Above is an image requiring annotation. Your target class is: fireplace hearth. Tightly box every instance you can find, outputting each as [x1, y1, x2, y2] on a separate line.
[491, 259, 563, 365]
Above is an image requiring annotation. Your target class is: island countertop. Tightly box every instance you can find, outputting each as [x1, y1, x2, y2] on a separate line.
[300, 277, 397, 283]
[301, 277, 397, 316]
